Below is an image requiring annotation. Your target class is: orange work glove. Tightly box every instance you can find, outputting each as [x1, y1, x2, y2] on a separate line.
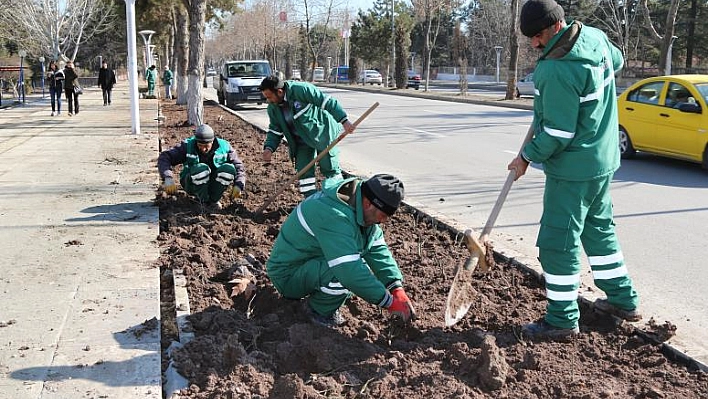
[387, 287, 417, 322]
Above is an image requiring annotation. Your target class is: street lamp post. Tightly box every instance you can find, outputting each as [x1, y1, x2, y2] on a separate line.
[138, 29, 155, 73]
[494, 46, 503, 83]
[39, 56, 45, 98]
[665, 35, 678, 76]
[18, 50, 27, 104]
[390, 0, 395, 87]
[327, 56, 332, 81]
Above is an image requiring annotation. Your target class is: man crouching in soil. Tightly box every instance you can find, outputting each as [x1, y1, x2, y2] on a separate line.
[266, 174, 416, 327]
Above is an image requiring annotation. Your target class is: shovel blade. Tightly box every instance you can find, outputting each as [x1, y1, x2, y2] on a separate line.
[443, 253, 480, 326]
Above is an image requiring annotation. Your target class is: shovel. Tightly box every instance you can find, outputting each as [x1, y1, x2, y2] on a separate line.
[444, 124, 535, 327]
[256, 102, 379, 214]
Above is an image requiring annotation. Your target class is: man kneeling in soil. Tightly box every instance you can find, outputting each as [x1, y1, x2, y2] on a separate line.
[158, 124, 246, 210]
[266, 173, 416, 327]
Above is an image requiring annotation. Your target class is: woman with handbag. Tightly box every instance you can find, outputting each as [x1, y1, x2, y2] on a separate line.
[63, 61, 80, 116]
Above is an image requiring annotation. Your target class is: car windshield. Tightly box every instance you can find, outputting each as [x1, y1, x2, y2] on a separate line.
[694, 83, 708, 102]
[226, 62, 271, 78]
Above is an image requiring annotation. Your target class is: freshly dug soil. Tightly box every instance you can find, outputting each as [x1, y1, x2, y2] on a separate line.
[156, 101, 707, 398]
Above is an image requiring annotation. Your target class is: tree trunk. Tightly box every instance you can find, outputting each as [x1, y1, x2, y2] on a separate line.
[186, 0, 206, 126]
[505, 0, 520, 100]
[174, 5, 189, 105]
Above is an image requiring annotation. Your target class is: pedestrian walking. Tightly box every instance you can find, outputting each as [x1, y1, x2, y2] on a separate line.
[258, 74, 355, 198]
[97, 61, 117, 106]
[47, 61, 64, 116]
[162, 65, 173, 99]
[158, 124, 246, 211]
[507, 0, 641, 340]
[63, 61, 80, 116]
[266, 173, 416, 328]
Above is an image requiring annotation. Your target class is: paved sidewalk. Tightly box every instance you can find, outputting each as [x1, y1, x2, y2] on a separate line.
[0, 86, 161, 398]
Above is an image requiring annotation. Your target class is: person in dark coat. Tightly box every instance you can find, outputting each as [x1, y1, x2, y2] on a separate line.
[47, 60, 64, 116]
[63, 61, 80, 116]
[97, 61, 117, 106]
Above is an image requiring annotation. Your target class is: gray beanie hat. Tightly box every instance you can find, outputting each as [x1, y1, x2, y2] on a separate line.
[361, 174, 404, 216]
[520, 0, 565, 38]
[194, 124, 215, 143]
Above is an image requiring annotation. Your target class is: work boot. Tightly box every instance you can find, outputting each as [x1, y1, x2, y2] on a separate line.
[303, 300, 345, 328]
[594, 299, 642, 322]
[522, 319, 579, 341]
[205, 201, 222, 212]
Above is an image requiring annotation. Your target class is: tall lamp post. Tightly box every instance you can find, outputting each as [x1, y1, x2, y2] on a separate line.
[39, 56, 45, 98]
[327, 56, 332, 81]
[390, 0, 395, 87]
[138, 29, 155, 73]
[665, 35, 678, 76]
[494, 46, 503, 83]
[18, 50, 27, 103]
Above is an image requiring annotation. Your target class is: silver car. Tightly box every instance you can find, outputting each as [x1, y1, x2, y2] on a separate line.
[358, 70, 383, 85]
[516, 73, 535, 98]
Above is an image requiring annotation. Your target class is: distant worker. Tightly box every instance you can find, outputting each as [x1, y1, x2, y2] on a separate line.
[266, 173, 416, 327]
[258, 74, 355, 197]
[158, 124, 246, 211]
[162, 65, 174, 100]
[145, 65, 157, 97]
[508, 0, 641, 340]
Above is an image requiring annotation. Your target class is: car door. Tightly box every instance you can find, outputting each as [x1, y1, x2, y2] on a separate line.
[619, 80, 666, 151]
[655, 82, 705, 161]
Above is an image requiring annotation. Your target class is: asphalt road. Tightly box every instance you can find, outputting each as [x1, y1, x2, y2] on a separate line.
[204, 87, 708, 368]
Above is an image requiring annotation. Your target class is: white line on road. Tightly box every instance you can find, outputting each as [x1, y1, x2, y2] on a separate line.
[402, 126, 445, 138]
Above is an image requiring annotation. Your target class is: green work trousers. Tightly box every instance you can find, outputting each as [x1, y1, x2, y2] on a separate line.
[269, 258, 351, 316]
[180, 163, 236, 203]
[538, 174, 639, 329]
[294, 145, 342, 197]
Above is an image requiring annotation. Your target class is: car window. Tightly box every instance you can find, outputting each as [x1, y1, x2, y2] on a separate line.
[694, 83, 708, 103]
[227, 62, 271, 78]
[664, 82, 694, 108]
[627, 81, 664, 105]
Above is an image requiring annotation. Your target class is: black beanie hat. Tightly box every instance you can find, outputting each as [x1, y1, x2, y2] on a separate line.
[194, 124, 215, 143]
[259, 74, 285, 91]
[520, 0, 565, 38]
[361, 174, 404, 216]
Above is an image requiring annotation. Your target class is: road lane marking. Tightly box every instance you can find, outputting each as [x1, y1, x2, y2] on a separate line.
[402, 126, 445, 138]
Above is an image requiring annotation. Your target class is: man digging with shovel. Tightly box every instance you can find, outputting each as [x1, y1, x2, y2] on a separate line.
[265, 174, 416, 328]
[259, 74, 355, 198]
[507, 0, 641, 340]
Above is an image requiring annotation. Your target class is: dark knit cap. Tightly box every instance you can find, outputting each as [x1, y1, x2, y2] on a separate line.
[259, 74, 285, 91]
[361, 174, 404, 216]
[194, 124, 215, 143]
[520, 0, 565, 37]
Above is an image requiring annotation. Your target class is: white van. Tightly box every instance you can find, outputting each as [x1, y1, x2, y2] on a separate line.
[313, 67, 325, 82]
[214, 60, 272, 108]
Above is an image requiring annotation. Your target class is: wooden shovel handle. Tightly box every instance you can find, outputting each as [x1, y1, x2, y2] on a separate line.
[257, 102, 380, 213]
[479, 124, 536, 240]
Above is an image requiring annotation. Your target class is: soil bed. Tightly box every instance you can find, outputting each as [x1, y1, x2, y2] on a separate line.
[156, 101, 707, 398]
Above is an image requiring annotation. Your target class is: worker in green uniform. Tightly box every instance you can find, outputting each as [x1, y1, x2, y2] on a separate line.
[158, 124, 246, 210]
[508, 0, 641, 340]
[266, 173, 416, 327]
[259, 74, 354, 197]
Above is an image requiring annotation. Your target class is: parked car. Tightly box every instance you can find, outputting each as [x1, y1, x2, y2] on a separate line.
[291, 69, 302, 80]
[406, 70, 421, 90]
[617, 74, 708, 169]
[358, 69, 383, 85]
[313, 67, 325, 82]
[203, 67, 217, 87]
[516, 73, 535, 97]
[329, 66, 349, 83]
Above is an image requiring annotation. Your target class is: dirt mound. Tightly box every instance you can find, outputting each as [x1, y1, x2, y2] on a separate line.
[157, 102, 707, 398]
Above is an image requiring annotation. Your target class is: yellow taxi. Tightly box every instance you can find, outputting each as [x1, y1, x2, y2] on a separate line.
[617, 75, 708, 169]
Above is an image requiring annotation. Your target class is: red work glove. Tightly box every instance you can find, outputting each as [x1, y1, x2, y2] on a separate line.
[387, 288, 417, 323]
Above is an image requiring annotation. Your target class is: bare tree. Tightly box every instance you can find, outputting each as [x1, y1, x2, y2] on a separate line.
[640, 0, 682, 73]
[181, 0, 207, 126]
[592, 0, 642, 61]
[0, 0, 116, 61]
[412, 0, 460, 91]
[505, 0, 520, 100]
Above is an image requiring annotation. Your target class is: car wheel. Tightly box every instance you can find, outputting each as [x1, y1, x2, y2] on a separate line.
[218, 92, 225, 105]
[619, 127, 636, 159]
